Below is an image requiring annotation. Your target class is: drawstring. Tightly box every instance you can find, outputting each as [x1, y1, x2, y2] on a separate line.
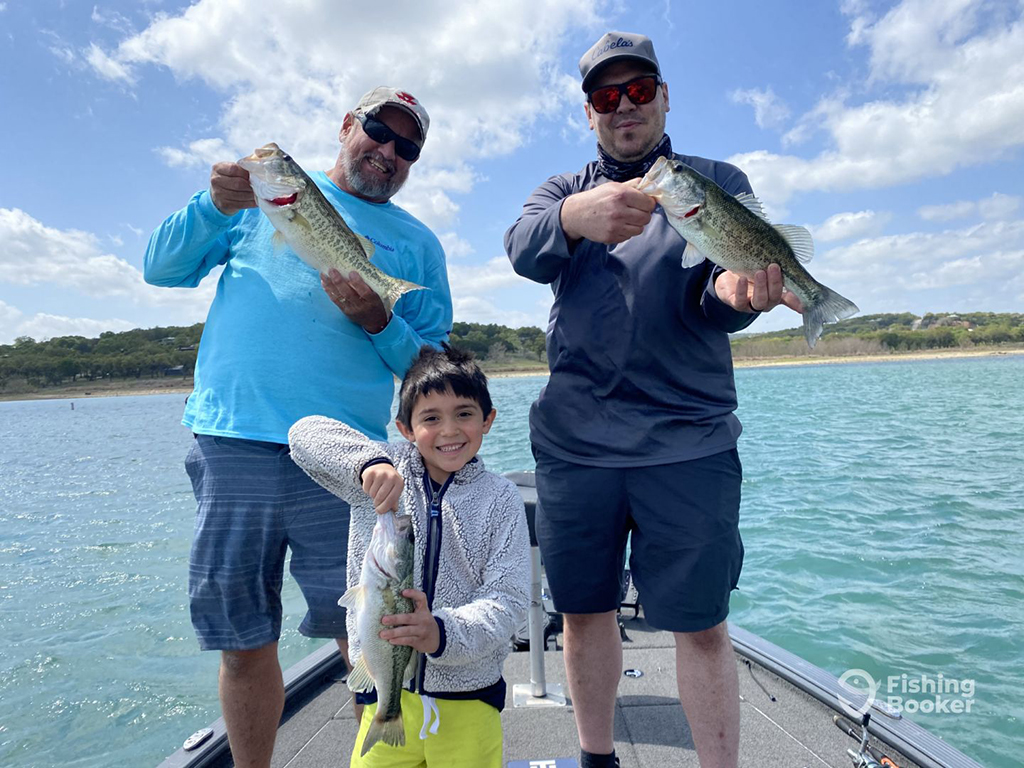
[419, 694, 440, 739]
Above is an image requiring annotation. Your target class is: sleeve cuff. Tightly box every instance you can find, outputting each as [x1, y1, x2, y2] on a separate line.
[196, 190, 237, 227]
[428, 616, 447, 658]
[358, 456, 394, 482]
[366, 311, 406, 346]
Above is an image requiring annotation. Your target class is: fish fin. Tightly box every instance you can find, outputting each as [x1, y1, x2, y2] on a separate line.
[338, 584, 365, 610]
[346, 655, 376, 693]
[680, 241, 706, 269]
[291, 211, 314, 233]
[735, 192, 769, 221]
[382, 278, 429, 313]
[403, 652, 419, 683]
[360, 712, 405, 756]
[271, 230, 287, 253]
[773, 224, 815, 263]
[802, 285, 859, 348]
[355, 232, 375, 259]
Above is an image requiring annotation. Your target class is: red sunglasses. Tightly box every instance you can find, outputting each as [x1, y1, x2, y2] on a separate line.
[587, 75, 662, 114]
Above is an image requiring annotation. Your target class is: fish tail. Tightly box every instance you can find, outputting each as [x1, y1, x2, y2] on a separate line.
[803, 285, 859, 349]
[359, 711, 405, 756]
[383, 278, 428, 313]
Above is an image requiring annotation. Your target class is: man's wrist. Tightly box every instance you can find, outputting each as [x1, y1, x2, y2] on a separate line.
[559, 195, 582, 243]
[364, 311, 391, 335]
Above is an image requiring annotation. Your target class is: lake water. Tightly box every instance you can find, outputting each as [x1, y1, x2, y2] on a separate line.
[1, 356, 1022, 767]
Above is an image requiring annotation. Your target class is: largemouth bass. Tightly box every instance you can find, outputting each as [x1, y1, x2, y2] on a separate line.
[340, 510, 416, 756]
[639, 156, 858, 348]
[238, 143, 425, 312]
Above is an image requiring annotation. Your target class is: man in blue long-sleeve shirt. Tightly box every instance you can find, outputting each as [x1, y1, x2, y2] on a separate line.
[145, 86, 452, 767]
[505, 33, 801, 768]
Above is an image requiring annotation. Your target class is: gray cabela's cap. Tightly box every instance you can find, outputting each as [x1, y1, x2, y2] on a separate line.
[579, 32, 661, 92]
[353, 86, 430, 141]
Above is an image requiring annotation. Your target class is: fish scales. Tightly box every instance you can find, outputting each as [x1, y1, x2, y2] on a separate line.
[340, 510, 416, 756]
[639, 156, 858, 348]
[696, 181, 824, 306]
[238, 143, 426, 312]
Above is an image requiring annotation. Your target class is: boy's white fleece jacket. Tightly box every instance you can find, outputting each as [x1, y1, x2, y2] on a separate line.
[288, 415, 530, 695]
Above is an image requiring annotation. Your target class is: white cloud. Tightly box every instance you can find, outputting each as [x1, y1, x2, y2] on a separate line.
[446, 258, 552, 329]
[85, 43, 135, 84]
[90, 6, 135, 35]
[447, 256, 524, 295]
[156, 138, 230, 169]
[811, 210, 890, 243]
[729, 1, 1024, 210]
[86, 0, 601, 225]
[823, 219, 1024, 303]
[978, 192, 1021, 221]
[730, 87, 791, 129]
[918, 192, 1022, 222]
[743, 215, 1024, 335]
[5, 313, 139, 345]
[438, 233, 474, 259]
[917, 200, 977, 221]
[0, 207, 218, 320]
[0, 299, 23, 334]
[452, 295, 550, 330]
[0, 300, 139, 345]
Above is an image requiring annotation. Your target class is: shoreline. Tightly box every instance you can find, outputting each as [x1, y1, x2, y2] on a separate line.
[2, 347, 1021, 403]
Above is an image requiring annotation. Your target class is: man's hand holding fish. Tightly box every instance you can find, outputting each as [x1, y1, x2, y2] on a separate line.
[713, 263, 804, 315]
[321, 267, 391, 335]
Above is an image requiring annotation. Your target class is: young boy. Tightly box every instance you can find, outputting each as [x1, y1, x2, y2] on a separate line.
[288, 344, 531, 767]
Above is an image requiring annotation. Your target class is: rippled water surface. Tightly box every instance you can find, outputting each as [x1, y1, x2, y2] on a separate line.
[1, 356, 1021, 766]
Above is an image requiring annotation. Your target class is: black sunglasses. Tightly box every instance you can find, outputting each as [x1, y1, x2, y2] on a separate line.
[588, 75, 662, 114]
[355, 113, 421, 162]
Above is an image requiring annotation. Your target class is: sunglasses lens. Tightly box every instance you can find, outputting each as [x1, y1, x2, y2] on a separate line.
[589, 85, 621, 114]
[395, 139, 420, 162]
[361, 117, 421, 162]
[627, 77, 657, 105]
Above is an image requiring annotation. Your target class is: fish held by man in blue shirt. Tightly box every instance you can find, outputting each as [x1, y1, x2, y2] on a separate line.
[639, 155, 858, 348]
[238, 143, 426, 311]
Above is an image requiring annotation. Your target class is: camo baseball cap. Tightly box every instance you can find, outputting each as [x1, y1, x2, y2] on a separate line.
[579, 32, 661, 92]
[353, 86, 430, 141]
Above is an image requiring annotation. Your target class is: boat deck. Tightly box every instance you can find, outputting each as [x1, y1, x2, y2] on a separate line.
[202, 615, 926, 768]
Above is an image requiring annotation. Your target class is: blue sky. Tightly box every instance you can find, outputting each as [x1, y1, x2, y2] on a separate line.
[1, 0, 1022, 344]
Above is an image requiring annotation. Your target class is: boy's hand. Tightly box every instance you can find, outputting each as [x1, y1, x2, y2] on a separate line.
[379, 590, 440, 654]
[361, 463, 404, 515]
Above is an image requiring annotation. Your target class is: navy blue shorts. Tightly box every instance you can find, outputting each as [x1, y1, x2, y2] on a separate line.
[184, 435, 350, 651]
[533, 447, 744, 633]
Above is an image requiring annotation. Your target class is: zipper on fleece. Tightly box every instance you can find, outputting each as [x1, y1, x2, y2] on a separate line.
[413, 470, 452, 695]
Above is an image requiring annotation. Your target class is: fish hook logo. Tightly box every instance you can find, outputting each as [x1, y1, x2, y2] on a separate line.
[396, 91, 418, 105]
[838, 668, 878, 719]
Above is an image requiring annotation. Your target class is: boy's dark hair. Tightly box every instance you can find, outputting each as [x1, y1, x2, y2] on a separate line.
[397, 343, 493, 426]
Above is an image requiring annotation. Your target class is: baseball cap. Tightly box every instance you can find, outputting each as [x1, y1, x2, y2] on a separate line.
[579, 32, 661, 93]
[353, 86, 430, 141]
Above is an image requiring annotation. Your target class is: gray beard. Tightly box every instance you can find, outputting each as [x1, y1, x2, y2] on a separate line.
[338, 138, 403, 200]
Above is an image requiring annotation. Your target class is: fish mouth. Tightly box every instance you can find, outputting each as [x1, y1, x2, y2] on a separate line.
[637, 156, 671, 197]
[238, 143, 306, 206]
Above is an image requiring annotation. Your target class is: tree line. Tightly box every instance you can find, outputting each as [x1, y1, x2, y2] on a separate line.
[729, 312, 1024, 359]
[2, 313, 1021, 392]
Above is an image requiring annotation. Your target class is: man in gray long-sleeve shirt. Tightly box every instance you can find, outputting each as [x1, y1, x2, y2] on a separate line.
[504, 32, 801, 768]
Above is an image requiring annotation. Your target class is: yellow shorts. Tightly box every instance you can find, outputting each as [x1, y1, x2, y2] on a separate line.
[350, 689, 502, 768]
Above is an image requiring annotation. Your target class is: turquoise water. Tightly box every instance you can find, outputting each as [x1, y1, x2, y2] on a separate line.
[1, 356, 1021, 766]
